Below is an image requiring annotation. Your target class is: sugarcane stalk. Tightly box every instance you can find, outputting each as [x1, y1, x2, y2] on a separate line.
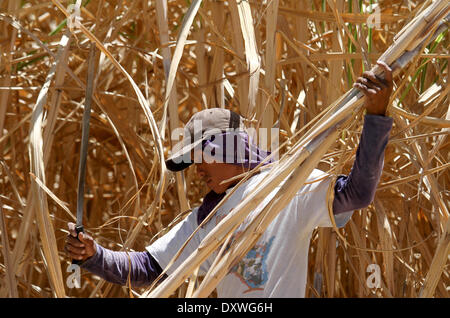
[419, 215, 450, 297]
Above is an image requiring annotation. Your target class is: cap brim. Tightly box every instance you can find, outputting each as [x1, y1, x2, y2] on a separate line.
[165, 137, 205, 172]
[165, 158, 193, 172]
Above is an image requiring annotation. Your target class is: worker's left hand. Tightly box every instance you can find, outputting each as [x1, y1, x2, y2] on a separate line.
[354, 60, 393, 116]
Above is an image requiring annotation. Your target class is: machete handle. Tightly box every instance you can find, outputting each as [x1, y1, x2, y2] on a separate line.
[71, 225, 85, 265]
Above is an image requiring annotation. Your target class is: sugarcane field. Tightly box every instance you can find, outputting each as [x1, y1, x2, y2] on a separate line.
[0, 0, 449, 299]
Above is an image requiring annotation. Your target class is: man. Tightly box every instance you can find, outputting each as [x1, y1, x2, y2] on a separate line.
[65, 61, 394, 297]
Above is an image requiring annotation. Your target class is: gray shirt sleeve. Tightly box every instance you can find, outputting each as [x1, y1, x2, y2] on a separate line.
[81, 243, 165, 287]
[332, 114, 393, 215]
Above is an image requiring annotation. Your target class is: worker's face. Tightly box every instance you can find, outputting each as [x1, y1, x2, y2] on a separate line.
[195, 162, 243, 194]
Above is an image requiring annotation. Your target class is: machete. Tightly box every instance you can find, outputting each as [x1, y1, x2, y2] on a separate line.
[73, 43, 96, 265]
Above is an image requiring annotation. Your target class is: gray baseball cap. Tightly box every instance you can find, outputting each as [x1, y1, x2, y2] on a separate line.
[165, 108, 245, 171]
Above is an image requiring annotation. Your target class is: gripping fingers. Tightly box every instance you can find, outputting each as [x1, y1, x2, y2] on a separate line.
[354, 82, 376, 96]
[65, 235, 86, 260]
[65, 246, 85, 260]
[359, 77, 381, 92]
[377, 60, 393, 84]
[362, 71, 387, 89]
[68, 222, 79, 238]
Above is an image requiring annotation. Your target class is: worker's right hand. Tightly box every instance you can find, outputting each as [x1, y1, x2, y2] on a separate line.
[354, 60, 393, 116]
[65, 222, 97, 262]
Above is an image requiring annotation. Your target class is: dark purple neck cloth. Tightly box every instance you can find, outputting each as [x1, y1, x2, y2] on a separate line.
[197, 190, 227, 226]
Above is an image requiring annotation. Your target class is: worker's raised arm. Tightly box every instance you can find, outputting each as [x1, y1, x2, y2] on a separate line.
[332, 61, 394, 215]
